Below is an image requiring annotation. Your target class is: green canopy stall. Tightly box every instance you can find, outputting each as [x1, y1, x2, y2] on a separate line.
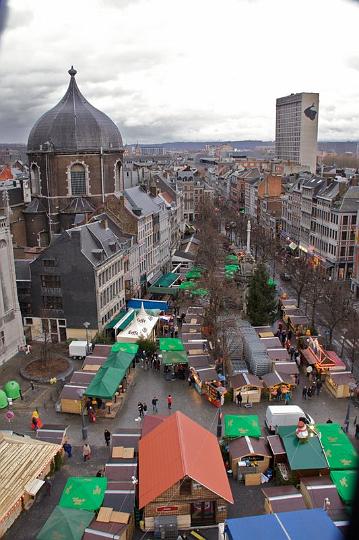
[330, 470, 357, 505]
[278, 426, 328, 472]
[316, 423, 358, 470]
[159, 338, 185, 351]
[178, 281, 197, 290]
[225, 254, 238, 262]
[185, 270, 202, 279]
[161, 350, 188, 365]
[105, 351, 135, 371]
[37, 506, 94, 540]
[224, 414, 261, 438]
[192, 288, 208, 297]
[111, 341, 139, 354]
[84, 366, 126, 400]
[59, 477, 107, 511]
[225, 264, 239, 272]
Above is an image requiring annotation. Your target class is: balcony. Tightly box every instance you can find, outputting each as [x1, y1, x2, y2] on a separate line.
[41, 287, 62, 296]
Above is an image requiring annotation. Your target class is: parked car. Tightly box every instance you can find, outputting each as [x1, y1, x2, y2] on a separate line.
[265, 405, 315, 434]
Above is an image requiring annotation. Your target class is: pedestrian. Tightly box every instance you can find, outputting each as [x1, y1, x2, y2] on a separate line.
[170, 327, 174, 338]
[326, 418, 333, 423]
[289, 346, 295, 361]
[280, 332, 286, 347]
[174, 325, 179, 338]
[104, 429, 111, 447]
[44, 477, 52, 496]
[306, 365, 313, 378]
[284, 392, 290, 405]
[307, 386, 313, 399]
[30, 380, 35, 391]
[236, 392, 242, 407]
[167, 394, 172, 410]
[82, 443, 91, 462]
[63, 441, 73, 458]
[355, 423, 359, 440]
[152, 396, 158, 413]
[202, 342, 207, 352]
[295, 351, 301, 366]
[143, 402, 148, 415]
[302, 386, 307, 400]
[276, 387, 282, 401]
[96, 468, 105, 477]
[287, 330, 293, 341]
[316, 379, 322, 396]
[138, 402, 144, 418]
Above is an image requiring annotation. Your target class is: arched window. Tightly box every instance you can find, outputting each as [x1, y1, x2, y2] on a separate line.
[30, 164, 40, 194]
[70, 164, 86, 195]
[114, 160, 122, 192]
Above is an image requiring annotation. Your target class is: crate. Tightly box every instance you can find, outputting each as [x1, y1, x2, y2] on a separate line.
[245, 473, 262, 486]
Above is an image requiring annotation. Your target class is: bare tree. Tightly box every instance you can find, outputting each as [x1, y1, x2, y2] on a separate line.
[286, 257, 315, 308]
[303, 268, 327, 328]
[343, 307, 359, 371]
[319, 281, 351, 348]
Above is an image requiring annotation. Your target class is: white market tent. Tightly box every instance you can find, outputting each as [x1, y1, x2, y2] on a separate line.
[116, 304, 158, 343]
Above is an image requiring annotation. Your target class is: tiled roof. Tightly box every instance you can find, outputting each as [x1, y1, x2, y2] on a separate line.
[138, 411, 233, 508]
[0, 165, 14, 181]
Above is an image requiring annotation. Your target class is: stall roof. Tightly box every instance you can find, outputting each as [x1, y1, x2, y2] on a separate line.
[102, 491, 135, 514]
[181, 332, 203, 341]
[111, 341, 139, 354]
[153, 272, 179, 287]
[161, 350, 188, 365]
[36, 424, 69, 445]
[159, 337, 185, 351]
[83, 519, 127, 540]
[84, 366, 126, 400]
[188, 355, 212, 369]
[139, 411, 233, 508]
[300, 477, 345, 510]
[267, 435, 286, 456]
[37, 506, 94, 540]
[261, 371, 292, 387]
[225, 509, 343, 540]
[267, 348, 290, 361]
[315, 423, 358, 470]
[278, 426, 328, 471]
[194, 367, 218, 381]
[60, 384, 87, 400]
[228, 436, 270, 459]
[260, 337, 283, 349]
[329, 371, 356, 386]
[127, 298, 168, 311]
[186, 306, 204, 315]
[261, 485, 307, 513]
[82, 356, 107, 368]
[106, 308, 128, 330]
[92, 344, 112, 357]
[69, 371, 96, 385]
[105, 463, 137, 481]
[148, 285, 178, 296]
[276, 362, 299, 376]
[112, 431, 141, 451]
[288, 315, 310, 325]
[330, 470, 357, 505]
[230, 373, 263, 389]
[117, 305, 158, 342]
[105, 351, 135, 370]
[59, 477, 107, 512]
[224, 415, 261, 439]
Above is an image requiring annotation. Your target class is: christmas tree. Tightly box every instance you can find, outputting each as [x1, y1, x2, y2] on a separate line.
[246, 263, 277, 325]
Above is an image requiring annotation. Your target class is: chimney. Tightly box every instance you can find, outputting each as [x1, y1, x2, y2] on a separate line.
[149, 184, 158, 197]
[132, 207, 142, 216]
[100, 217, 109, 229]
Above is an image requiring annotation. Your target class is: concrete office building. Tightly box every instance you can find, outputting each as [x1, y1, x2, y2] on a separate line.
[275, 92, 319, 173]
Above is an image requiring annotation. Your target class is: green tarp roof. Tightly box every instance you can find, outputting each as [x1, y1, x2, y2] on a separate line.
[178, 281, 197, 290]
[185, 270, 202, 279]
[192, 288, 208, 296]
[112, 341, 139, 354]
[225, 264, 239, 272]
[37, 506, 94, 540]
[153, 272, 179, 287]
[316, 423, 358, 470]
[224, 415, 261, 438]
[330, 470, 357, 505]
[105, 308, 127, 329]
[59, 477, 107, 511]
[161, 350, 188, 365]
[226, 255, 238, 262]
[278, 426, 328, 471]
[159, 337, 185, 351]
[148, 286, 178, 296]
[84, 365, 126, 399]
[37, 506, 93, 540]
[106, 351, 135, 371]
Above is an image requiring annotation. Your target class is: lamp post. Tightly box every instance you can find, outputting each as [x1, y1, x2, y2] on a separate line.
[77, 388, 88, 440]
[83, 321, 90, 354]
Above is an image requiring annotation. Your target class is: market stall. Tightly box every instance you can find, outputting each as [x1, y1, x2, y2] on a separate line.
[59, 477, 107, 512]
[325, 371, 357, 398]
[228, 436, 271, 479]
[116, 304, 158, 343]
[261, 371, 296, 401]
[224, 415, 261, 439]
[315, 423, 358, 470]
[60, 384, 87, 414]
[82, 356, 108, 372]
[230, 373, 263, 404]
[36, 506, 94, 540]
[266, 348, 290, 362]
[190, 366, 225, 406]
[261, 486, 307, 513]
[300, 337, 346, 374]
[188, 355, 212, 369]
[267, 435, 286, 465]
[161, 350, 188, 380]
[181, 332, 203, 342]
[283, 309, 310, 336]
[158, 337, 185, 351]
[330, 470, 357, 506]
[260, 337, 283, 350]
[300, 476, 346, 517]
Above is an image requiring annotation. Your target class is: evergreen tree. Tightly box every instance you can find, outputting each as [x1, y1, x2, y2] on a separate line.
[246, 263, 277, 325]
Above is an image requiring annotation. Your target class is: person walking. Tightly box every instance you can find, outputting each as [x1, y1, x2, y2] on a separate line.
[167, 394, 173, 410]
[289, 346, 295, 361]
[236, 392, 242, 407]
[307, 386, 313, 399]
[44, 477, 52, 496]
[316, 379, 322, 396]
[284, 392, 291, 405]
[302, 386, 307, 400]
[82, 443, 91, 462]
[276, 387, 282, 401]
[63, 441, 72, 458]
[138, 402, 144, 418]
[104, 429, 111, 447]
[355, 423, 359, 439]
[174, 325, 179, 338]
[152, 396, 158, 413]
[143, 402, 148, 415]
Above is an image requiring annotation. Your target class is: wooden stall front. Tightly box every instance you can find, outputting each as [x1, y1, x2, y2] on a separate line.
[230, 373, 263, 404]
[228, 436, 271, 479]
[325, 371, 357, 398]
[300, 338, 346, 374]
[261, 486, 307, 514]
[261, 371, 295, 401]
[60, 384, 87, 414]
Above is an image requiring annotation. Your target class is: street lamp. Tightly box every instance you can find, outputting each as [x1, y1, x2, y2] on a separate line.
[83, 322, 90, 354]
[77, 388, 88, 441]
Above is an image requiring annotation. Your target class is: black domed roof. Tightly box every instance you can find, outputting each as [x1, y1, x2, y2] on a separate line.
[27, 67, 123, 153]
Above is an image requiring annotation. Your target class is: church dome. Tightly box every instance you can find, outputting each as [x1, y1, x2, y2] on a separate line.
[27, 67, 123, 153]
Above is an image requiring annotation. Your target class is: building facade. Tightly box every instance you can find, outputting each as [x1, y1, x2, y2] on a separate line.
[275, 92, 319, 173]
[0, 215, 25, 365]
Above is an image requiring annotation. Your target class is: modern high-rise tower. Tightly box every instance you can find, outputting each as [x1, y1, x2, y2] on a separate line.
[275, 92, 319, 173]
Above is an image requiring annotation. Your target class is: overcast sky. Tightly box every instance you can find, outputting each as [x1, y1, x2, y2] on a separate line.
[0, 0, 358, 144]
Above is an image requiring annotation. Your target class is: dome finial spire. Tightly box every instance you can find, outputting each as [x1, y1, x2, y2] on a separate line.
[68, 65, 77, 77]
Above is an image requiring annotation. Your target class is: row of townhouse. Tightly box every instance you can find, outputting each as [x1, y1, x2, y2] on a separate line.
[14, 181, 184, 342]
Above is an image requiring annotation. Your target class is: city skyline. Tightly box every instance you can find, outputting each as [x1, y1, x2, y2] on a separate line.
[0, 0, 359, 144]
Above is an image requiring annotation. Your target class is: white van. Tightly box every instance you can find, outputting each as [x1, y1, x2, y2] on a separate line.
[265, 405, 314, 433]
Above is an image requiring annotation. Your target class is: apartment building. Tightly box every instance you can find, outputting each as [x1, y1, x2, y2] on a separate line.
[275, 92, 319, 173]
[174, 167, 214, 223]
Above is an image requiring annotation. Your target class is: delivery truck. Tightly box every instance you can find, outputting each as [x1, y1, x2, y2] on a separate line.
[265, 405, 314, 434]
[69, 340, 89, 359]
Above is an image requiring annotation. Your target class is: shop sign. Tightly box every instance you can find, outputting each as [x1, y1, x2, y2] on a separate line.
[156, 506, 178, 512]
